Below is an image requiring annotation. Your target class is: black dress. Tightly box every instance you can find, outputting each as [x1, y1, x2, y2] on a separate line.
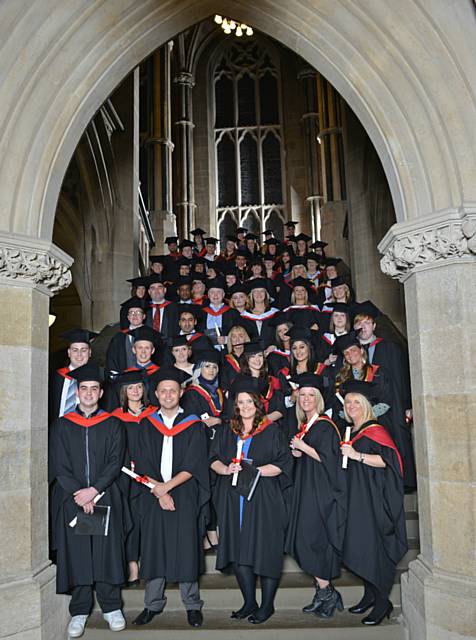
[342, 421, 408, 596]
[49, 410, 131, 594]
[285, 416, 347, 580]
[210, 420, 293, 579]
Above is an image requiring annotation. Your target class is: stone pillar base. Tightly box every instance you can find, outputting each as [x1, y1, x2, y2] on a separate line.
[401, 558, 476, 640]
[0, 563, 69, 640]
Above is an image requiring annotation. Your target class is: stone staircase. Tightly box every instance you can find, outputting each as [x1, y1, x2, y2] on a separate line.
[82, 493, 418, 639]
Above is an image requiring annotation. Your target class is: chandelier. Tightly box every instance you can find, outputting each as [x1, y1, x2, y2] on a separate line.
[214, 15, 253, 37]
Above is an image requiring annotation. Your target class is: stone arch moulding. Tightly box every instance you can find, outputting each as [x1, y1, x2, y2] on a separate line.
[0, 0, 475, 245]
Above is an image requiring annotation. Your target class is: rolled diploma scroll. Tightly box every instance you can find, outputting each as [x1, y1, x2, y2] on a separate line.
[121, 466, 156, 489]
[342, 427, 352, 469]
[69, 491, 105, 528]
[214, 323, 224, 350]
[231, 438, 244, 486]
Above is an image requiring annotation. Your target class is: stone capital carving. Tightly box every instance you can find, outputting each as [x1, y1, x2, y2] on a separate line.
[0, 233, 73, 295]
[378, 208, 476, 281]
[173, 71, 195, 88]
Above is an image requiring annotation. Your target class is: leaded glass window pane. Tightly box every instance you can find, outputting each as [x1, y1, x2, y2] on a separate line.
[217, 135, 236, 206]
[215, 76, 234, 128]
[263, 132, 282, 204]
[240, 133, 259, 205]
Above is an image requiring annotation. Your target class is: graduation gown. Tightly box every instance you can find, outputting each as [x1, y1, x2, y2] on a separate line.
[49, 367, 73, 422]
[342, 421, 408, 596]
[210, 420, 293, 579]
[49, 411, 131, 593]
[146, 301, 179, 338]
[111, 405, 156, 563]
[133, 412, 210, 582]
[220, 353, 241, 389]
[285, 416, 347, 580]
[105, 329, 134, 376]
[239, 308, 280, 347]
[181, 384, 224, 446]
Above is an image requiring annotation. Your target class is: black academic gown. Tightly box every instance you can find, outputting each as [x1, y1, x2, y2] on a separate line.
[210, 420, 293, 579]
[49, 410, 131, 594]
[132, 411, 210, 583]
[220, 353, 241, 389]
[342, 421, 408, 596]
[181, 385, 224, 447]
[146, 301, 179, 338]
[49, 367, 72, 422]
[106, 330, 132, 377]
[285, 416, 347, 580]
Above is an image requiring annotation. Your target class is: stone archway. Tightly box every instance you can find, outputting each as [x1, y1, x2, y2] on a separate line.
[0, 2, 474, 639]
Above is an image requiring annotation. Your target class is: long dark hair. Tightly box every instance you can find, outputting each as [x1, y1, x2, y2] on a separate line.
[119, 382, 148, 412]
[230, 392, 265, 436]
[239, 351, 269, 380]
[290, 337, 318, 375]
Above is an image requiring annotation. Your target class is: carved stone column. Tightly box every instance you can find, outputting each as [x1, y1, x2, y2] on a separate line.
[173, 70, 196, 239]
[379, 209, 476, 640]
[0, 233, 72, 640]
[298, 68, 322, 241]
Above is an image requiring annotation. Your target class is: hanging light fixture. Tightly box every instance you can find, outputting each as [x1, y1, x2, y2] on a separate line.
[214, 15, 254, 37]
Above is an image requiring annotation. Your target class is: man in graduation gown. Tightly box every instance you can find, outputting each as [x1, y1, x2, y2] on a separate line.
[145, 276, 179, 338]
[49, 328, 97, 422]
[49, 363, 130, 637]
[131, 368, 210, 628]
[106, 297, 149, 378]
[201, 276, 241, 349]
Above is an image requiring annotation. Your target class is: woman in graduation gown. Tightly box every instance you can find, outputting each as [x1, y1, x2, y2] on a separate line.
[182, 349, 223, 550]
[339, 380, 408, 626]
[285, 373, 347, 619]
[111, 370, 156, 587]
[210, 379, 293, 624]
[220, 325, 251, 389]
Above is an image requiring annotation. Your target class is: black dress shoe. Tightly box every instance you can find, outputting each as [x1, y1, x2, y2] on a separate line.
[348, 599, 375, 614]
[248, 607, 275, 624]
[230, 603, 258, 619]
[362, 601, 393, 625]
[187, 609, 203, 627]
[132, 608, 161, 625]
[125, 579, 140, 589]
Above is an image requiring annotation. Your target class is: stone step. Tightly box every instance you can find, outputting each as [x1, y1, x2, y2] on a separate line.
[83, 607, 404, 639]
[106, 570, 406, 613]
[404, 491, 418, 513]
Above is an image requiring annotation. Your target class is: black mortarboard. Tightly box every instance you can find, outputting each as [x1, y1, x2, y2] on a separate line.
[236, 227, 248, 234]
[120, 297, 148, 312]
[178, 304, 202, 319]
[244, 232, 258, 241]
[291, 256, 307, 267]
[165, 236, 179, 244]
[190, 272, 207, 283]
[129, 326, 162, 346]
[193, 349, 221, 366]
[278, 244, 294, 255]
[235, 248, 249, 257]
[285, 220, 298, 227]
[228, 282, 248, 297]
[192, 257, 208, 266]
[285, 326, 313, 342]
[325, 257, 342, 267]
[62, 328, 98, 345]
[248, 255, 264, 266]
[114, 369, 146, 387]
[310, 240, 328, 249]
[204, 237, 219, 244]
[127, 276, 149, 287]
[305, 252, 320, 263]
[190, 228, 206, 236]
[230, 375, 263, 397]
[179, 239, 195, 249]
[170, 335, 190, 348]
[149, 254, 167, 264]
[290, 372, 325, 393]
[268, 311, 291, 327]
[333, 332, 360, 354]
[146, 274, 167, 286]
[149, 367, 189, 388]
[206, 276, 226, 291]
[175, 276, 192, 288]
[328, 302, 351, 316]
[351, 300, 381, 320]
[68, 363, 102, 383]
[264, 238, 280, 246]
[176, 256, 193, 267]
[289, 276, 313, 292]
[243, 341, 265, 355]
[262, 229, 274, 236]
[330, 276, 346, 288]
[221, 263, 240, 276]
[340, 379, 382, 405]
[245, 278, 270, 294]
[225, 234, 238, 243]
[294, 233, 312, 243]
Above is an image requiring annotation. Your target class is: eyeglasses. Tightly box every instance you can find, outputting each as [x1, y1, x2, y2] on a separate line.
[128, 310, 145, 316]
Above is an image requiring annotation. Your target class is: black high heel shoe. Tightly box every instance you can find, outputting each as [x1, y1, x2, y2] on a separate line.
[349, 596, 375, 614]
[248, 606, 275, 624]
[230, 603, 258, 619]
[362, 601, 393, 625]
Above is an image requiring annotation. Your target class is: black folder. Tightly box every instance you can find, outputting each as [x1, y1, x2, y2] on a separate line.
[233, 460, 261, 501]
[74, 505, 111, 536]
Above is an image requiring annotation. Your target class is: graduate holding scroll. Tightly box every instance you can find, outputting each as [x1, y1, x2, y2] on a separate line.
[210, 378, 293, 624]
[49, 363, 130, 637]
[339, 380, 408, 626]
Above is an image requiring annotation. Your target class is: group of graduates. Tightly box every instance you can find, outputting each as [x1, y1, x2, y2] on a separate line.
[48, 221, 413, 638]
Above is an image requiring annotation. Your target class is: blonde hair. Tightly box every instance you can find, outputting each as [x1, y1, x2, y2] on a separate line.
[331, 283, 351, 303]
[248, 288, 271, 311]
[343, 392, 375, 424]
[227, 325, 251, 354]
[290, 287, 309, 306]
[295, 387, 325, 424]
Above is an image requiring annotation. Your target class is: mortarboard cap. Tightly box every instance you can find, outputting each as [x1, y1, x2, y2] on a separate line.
[127, 276, 149, 287]
[165, 236, 179, 245]
[351, 300, 381, 320]
[229, 375, 263, 398]
[149, 367, 190, 389]
[310, 240, 328, 249]
[170, 335, 190, 348]
[285, 220, 298, 227]
[236, 227, 248, 234]
[62, 328, 98, 345]
[285, 326, 313, 342]
[190, 228, 206, 236]
[228, 282, 248, 297]
[244, 232, 259, 241]
[129, 326, 162, 346]
[120, 297, 148, 312]
[179, 239, 195, 250]
[193, 349, 221, 366]
[290, 372, 325, 393]
[340, 379, 382, 405]
[204, 237, 219, 245]
[328, 302, 351, 316]
[333, 332, 361, 354]
[289, 276, 314, 293]
[149, 254, 167, 264]
[325, 257, 342, 267]
[206, 276, 226, 291]
[330, 276, 346, 288]
[114, 369, 146, 387]
[68, 363, 102, 384]
[243, 341, 265, 356]
[294, 233, 312, 243]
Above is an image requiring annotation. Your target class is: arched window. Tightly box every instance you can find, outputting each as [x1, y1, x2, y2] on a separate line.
[212, 39, 286, 244]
